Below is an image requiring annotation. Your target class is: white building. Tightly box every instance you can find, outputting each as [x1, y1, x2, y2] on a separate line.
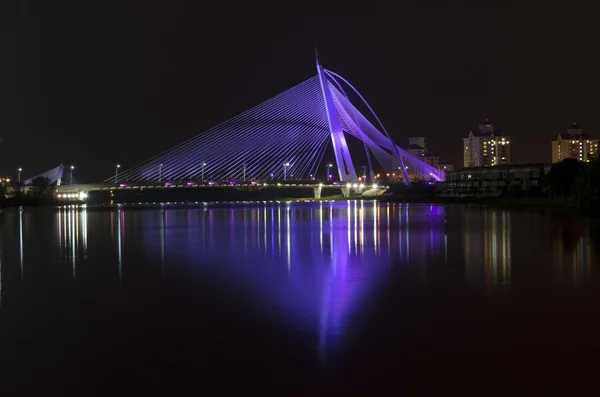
[463, 119, 510, 168]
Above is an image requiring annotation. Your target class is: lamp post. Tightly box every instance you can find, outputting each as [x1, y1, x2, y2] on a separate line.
[158, 164, 163, 183]
[242, 163, 246, 181]
[283, 162, 290, 181]
[70, 165, 75, 184]
[115, 164, 120, 183]
[326, 163, 333, 182]
[17, 168, 22, 183]
[202, 163, 206, 183]
[361, 165, 367, 182]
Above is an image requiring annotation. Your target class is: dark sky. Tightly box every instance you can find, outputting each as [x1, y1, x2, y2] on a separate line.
[1, 2, 598, 182]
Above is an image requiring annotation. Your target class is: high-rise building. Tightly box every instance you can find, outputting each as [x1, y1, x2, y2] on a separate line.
[551, 122, 598, 163]
[406, 137, 426, 158]
[439, 163, 454, 172]
[404, 137, 441, 181]
[463, 119, 510, 168]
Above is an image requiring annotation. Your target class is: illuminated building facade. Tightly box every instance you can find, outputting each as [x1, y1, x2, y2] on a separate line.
[551, 122, 598, 163]
[463, 119, 510, 168]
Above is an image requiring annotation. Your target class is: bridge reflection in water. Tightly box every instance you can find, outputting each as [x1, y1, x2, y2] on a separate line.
[2, 202, 599, 356]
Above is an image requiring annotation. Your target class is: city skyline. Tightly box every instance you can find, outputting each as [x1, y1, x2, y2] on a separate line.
[1, 5, 598, 181]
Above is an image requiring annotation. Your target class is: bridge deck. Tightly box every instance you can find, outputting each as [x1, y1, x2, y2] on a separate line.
[56, 181, 381, 193]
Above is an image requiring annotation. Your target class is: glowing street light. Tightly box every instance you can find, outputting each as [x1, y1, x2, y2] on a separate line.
[283, 162, 290, 181]
[17, 168, 22, 183]
[326, 163, 333, 182]
[70, 165, 75, 184]
[115, 164, 121, 183]
[202, 162, 206, 183]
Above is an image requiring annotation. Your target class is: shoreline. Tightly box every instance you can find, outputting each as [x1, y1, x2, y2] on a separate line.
[0, 195, 583, 215]
[379, 195, 579, 214]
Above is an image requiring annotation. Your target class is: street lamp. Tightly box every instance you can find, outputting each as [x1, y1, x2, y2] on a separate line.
[361, 165, 367, 182]
[17, 168, 22, 183]
[70, 165, 75, 184]
[115, 164, 121, 183]
[158, 164, 163, 183]
[283, 162, 290, 181]
[326, 163, 333, 181]
[242, 163, 246, 181]
[202, 162, 206, 183]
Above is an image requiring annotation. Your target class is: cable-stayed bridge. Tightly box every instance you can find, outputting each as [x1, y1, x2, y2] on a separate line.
[54, 57, 445, 201]
[103, 57, 445, 186]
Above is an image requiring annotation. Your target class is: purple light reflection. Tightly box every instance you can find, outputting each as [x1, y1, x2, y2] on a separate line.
[135, 202, 447, 365]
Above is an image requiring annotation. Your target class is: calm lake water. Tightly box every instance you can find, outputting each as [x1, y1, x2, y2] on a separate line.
[1, 201, 600, 395]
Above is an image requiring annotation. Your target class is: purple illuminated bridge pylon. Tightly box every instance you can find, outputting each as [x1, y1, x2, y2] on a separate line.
[105, 57, 445, 185]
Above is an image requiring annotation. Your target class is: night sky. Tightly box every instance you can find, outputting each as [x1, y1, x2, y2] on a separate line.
[1, 3, 597, 182]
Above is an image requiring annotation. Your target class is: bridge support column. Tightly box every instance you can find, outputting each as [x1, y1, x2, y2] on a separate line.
[313, 186, 322, 199]
[342, 186, 350, 198]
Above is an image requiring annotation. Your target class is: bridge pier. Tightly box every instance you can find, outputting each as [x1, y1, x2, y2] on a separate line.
[313, 186, 322, 199]
[341, 186, 350, 198]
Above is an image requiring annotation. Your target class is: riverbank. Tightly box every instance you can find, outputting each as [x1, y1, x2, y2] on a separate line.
[379, 195, 577, 214]
[0, 196, 58, 208]
[0, 194, 580, 216]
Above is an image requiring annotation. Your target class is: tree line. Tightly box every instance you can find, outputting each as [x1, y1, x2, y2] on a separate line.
[548, 158, 600, 214]
[0, 176, 56, 205]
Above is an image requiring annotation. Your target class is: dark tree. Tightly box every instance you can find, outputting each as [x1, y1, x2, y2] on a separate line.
[547, 158, 583, 197]
[28, 176, 53, 197]
[572, 158, 600, 213]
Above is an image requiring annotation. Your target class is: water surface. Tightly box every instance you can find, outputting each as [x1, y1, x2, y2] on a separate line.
[1, 201, 599, 395]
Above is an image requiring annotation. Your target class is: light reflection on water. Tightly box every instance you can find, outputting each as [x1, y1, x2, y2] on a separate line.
[2, 201, 600, 353]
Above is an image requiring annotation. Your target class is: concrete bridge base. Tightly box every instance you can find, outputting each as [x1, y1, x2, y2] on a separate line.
[342, 186, 350, 198]
[313, 186, 322, 199]
[361, 188, 387, 197]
